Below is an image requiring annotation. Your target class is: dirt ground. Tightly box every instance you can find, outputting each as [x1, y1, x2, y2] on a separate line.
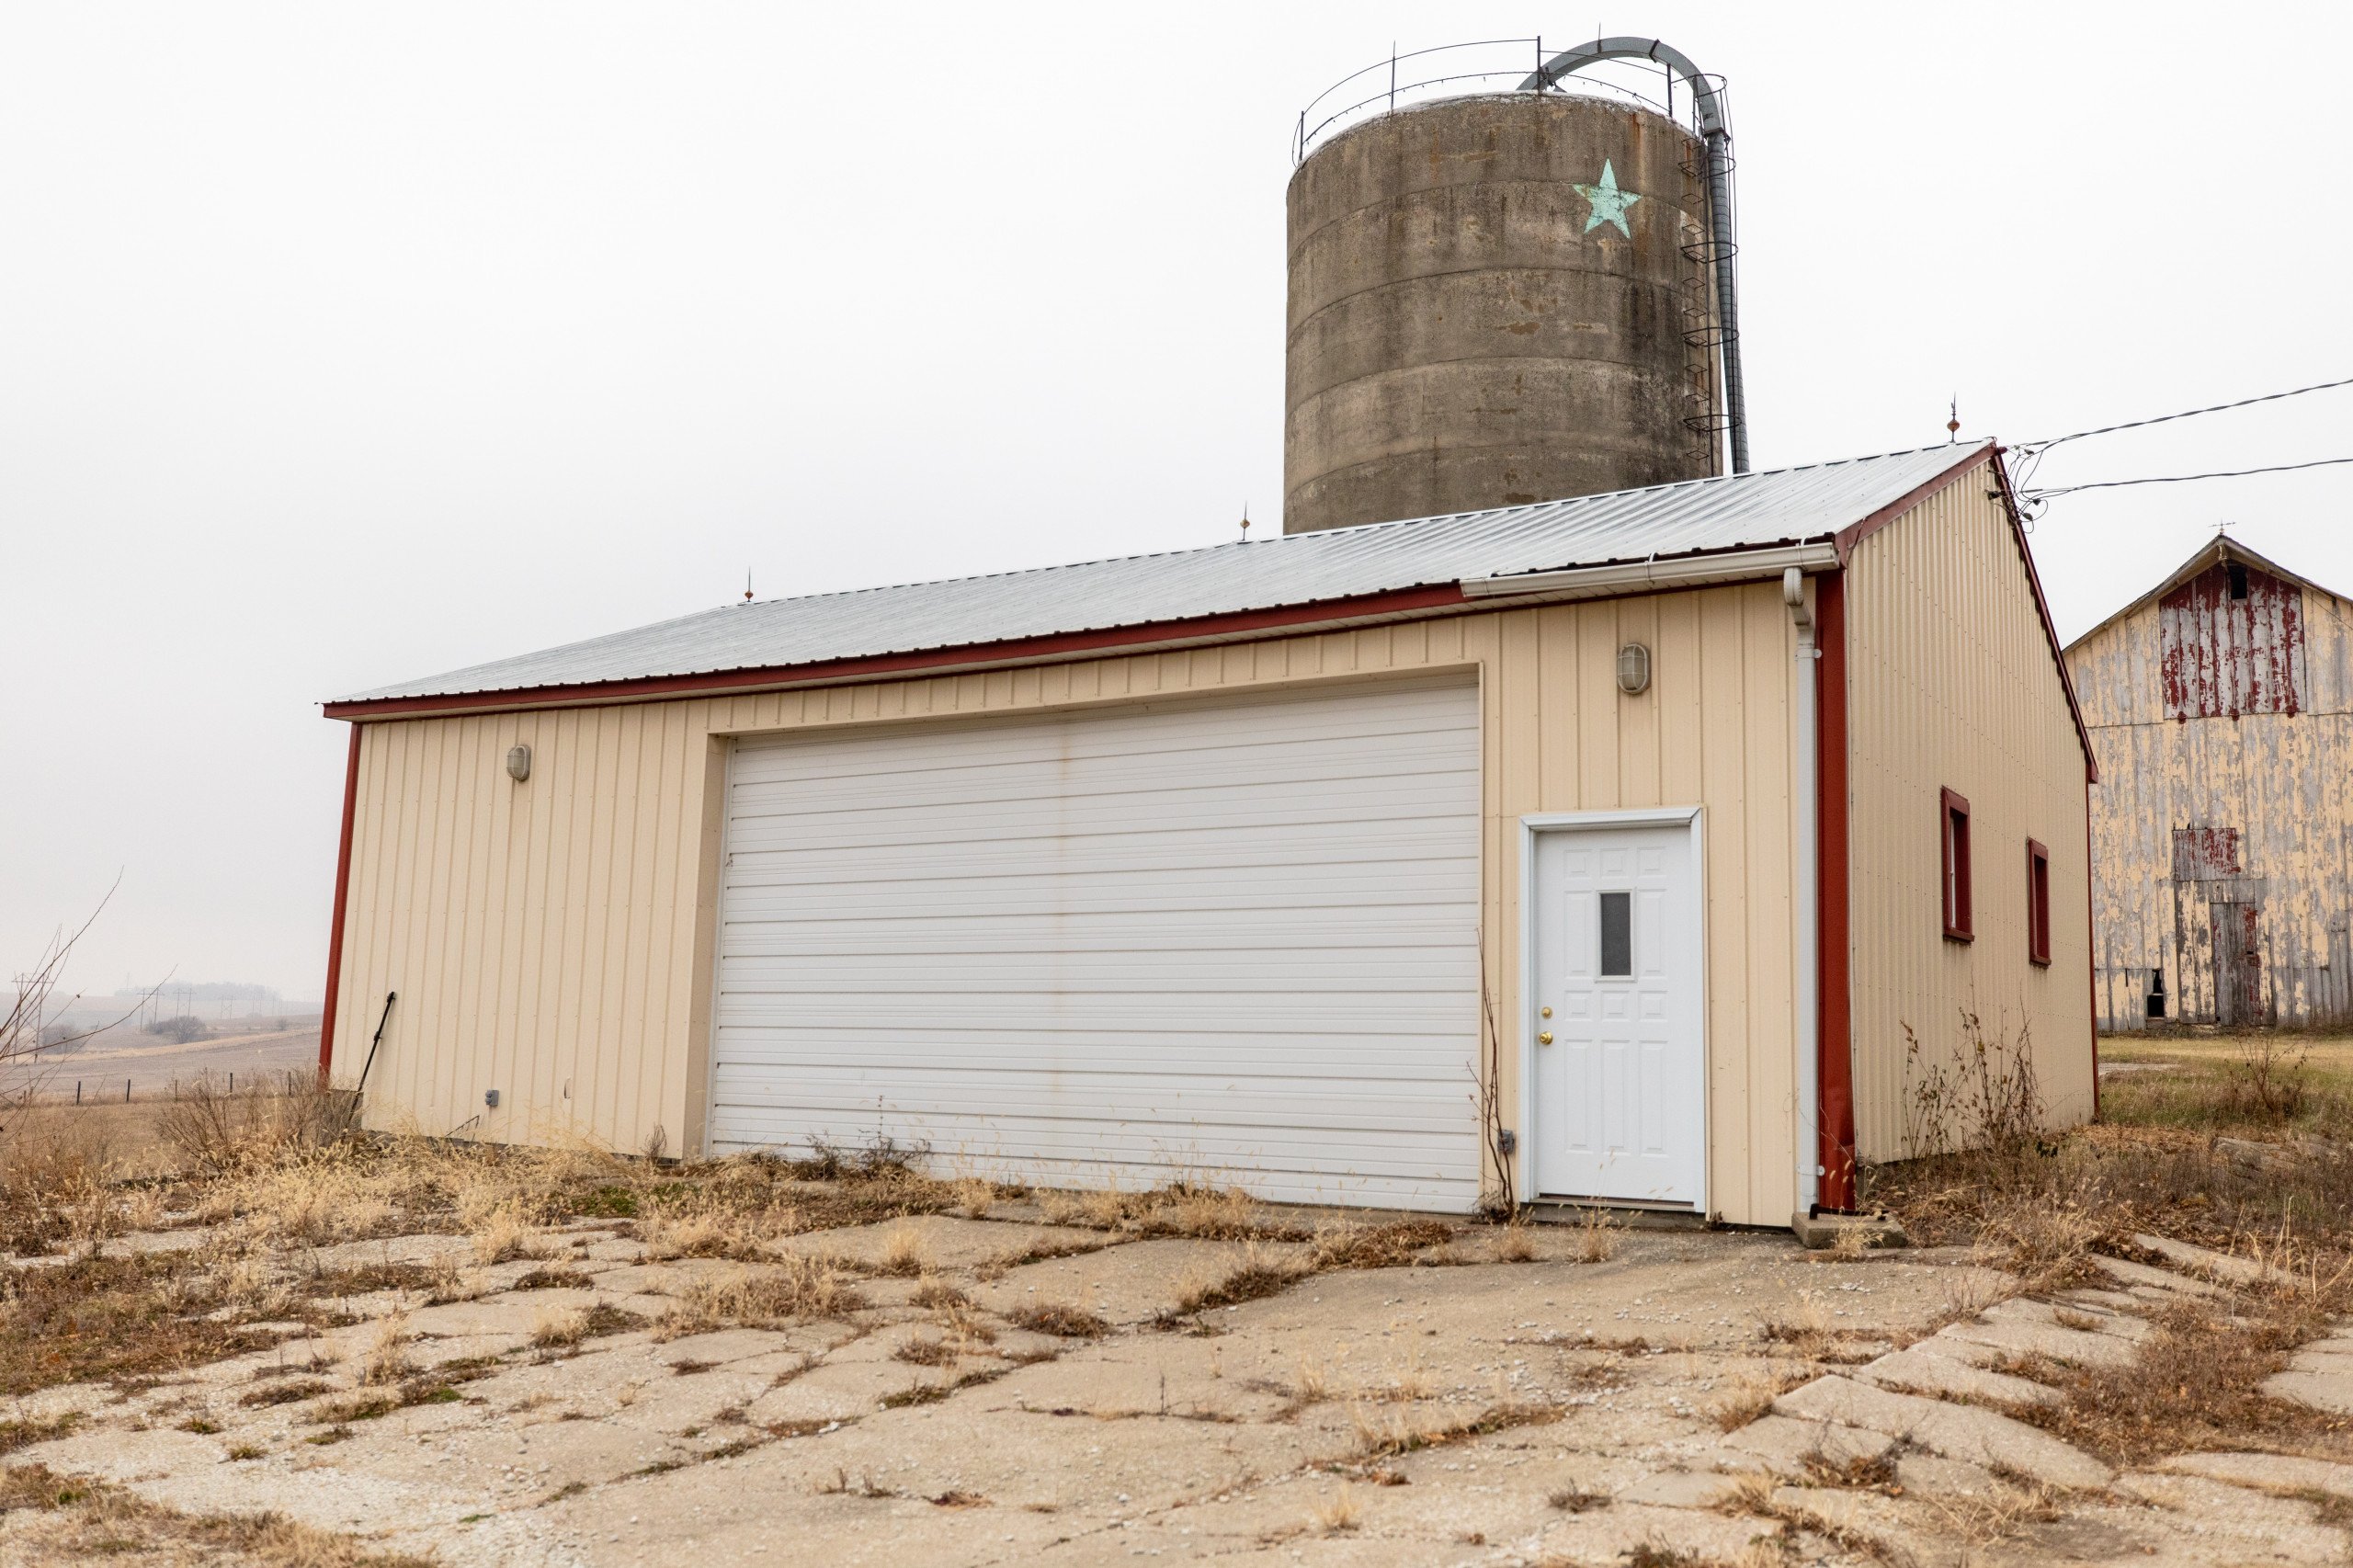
[3, 1155, 2347, 1568]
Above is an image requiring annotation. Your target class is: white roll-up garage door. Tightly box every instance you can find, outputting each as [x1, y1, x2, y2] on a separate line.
[707, 674, 1482, 1210]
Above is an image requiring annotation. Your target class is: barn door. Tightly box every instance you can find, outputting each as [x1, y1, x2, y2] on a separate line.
[2210, 904, 2263, 1028]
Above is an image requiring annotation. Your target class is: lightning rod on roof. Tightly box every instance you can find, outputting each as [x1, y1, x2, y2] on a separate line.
[1240, 506, 1252, 542]
[1948, 398, 1961, 443]
[745, 568, 754, 603]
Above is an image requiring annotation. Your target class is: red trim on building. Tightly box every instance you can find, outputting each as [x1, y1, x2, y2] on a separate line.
[1813, 572, 1859, 1212]
[1941, 787, 1974, 942]
[323, 585, 1473, 721]
[317, 724, 362, 1085]
[2085, 781, 2100, 1119]
[1984, 452, 2098, 785]
[1831, 444, 1995, 564]
[2026, 838, 2052, 967]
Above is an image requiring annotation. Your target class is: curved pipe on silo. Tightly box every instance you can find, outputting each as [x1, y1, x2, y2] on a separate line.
[1524, 38, 1748, 473]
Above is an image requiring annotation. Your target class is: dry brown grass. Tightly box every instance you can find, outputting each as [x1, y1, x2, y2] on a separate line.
[1308, 1485, 1361, 1534]
[1308, 1219, 1455, 1270]
[1347, 1397, 1562, 1458]
[1173, 1243, 1309, 1316]
[153, 1071, 358, 1179]
[1707, 1365, 1813, 1433]
[0, 1461, 431, 1565]
[0, 1252, 272, 1395]
[1574, 1206, 1621, 1263]
[2013, 1270, 2351, 1462]
[529, 1304, 592, 1348]
[1036, 1182, 1307, 1243]
[659, 1256, 864, 1338]
[1494, 1220, 1538, 1262]
[892, 1335, 958, 1367]
[356, 1310, 416, 1386]
[871, 1223, 935, 1278]
[1868, 1032, 2353, 1463]
[1004, 1299, 1108, 1338]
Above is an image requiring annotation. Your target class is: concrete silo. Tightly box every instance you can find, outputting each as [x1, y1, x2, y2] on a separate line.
[1283, 40, 1745, 535]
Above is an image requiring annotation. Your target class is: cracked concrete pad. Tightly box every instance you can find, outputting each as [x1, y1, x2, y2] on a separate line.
[554, 1475, 1081, 1568]
[1982, 1295, 2150, 1340]
[2263, 1368, 2353, 1415]
[647, 1326, 811, 1368]
[779, 1213, 1107, 1273]
[302, 1233, 474, 1271]
[1768, 1484, 1927, 1564]
[1854, 1344, 2061, 1406]
[12, 1425, 225, 1483]
[1536, 1500, 1790, 1565]
[2115, 1471, 2350, 1562]
[98, 1227, 213, 1258]
[1615, 1467, 1759, 1507]
[970, 1236, 1306, 1327]
[2092, 1253, 2223, 1297]
[1774, 1375, 2110, 1488]
[2163, 1451, 2353, 1501]
[743, 1353, 941, 1425]
[1935, 1312, 2141, 1370]
[991, 1335, 1290, 1422]
[2131, 1233, 2283, 1287]
[1894, 1453, 1999, 1497]
[1719, 1413, 1896, 1475]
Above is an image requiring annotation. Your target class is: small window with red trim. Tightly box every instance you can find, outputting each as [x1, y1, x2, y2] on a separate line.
[2027, 838, 2052, 967]
[1941, 789, 1972, 941]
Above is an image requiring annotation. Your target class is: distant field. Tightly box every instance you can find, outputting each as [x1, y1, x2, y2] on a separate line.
[9, 1027, 318, 1104]
[2099, 1029, 2353, 1131]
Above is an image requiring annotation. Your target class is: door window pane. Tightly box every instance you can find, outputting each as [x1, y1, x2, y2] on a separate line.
[1598, 892, 1632, 977]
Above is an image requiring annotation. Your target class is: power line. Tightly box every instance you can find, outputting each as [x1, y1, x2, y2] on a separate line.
[2019, 454, 2353, 502]
[2018, 373, 2353, 454]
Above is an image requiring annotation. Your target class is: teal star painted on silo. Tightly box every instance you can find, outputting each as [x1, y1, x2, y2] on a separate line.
[1573, 160, 1642, 237]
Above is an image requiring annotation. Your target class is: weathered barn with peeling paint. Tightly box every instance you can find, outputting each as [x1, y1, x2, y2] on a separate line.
[2066, 537, 2353, 1030]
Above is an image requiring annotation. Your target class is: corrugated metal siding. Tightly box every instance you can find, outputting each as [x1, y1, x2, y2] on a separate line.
[1845, 481, 2096, 1160]
[2070, 570, 2353, 1029]
[340, 446, 1981, 702]
[328, 585, 1809, 1224]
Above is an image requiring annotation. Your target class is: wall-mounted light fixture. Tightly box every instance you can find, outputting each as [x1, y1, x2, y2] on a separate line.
[506, 744, 532, 782]
[1616, 642, 1652, 696]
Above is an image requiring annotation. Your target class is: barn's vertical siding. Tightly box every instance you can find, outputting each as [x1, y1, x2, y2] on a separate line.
[327, 585, 1811, 1225]
[1844, 474, 2097, 1159]
[2068, 554, 2352, 1030]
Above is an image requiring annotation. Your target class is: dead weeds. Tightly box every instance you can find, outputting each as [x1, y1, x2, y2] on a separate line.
[0, 1460, 430, 1566]
[1005, 1300, 1108, 1338]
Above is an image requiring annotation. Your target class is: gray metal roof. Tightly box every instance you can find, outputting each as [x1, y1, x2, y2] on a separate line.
[342, 442, 1984, 703]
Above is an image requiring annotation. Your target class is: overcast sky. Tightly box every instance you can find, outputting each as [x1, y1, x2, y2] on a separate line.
[6, 2, 2349, 1000]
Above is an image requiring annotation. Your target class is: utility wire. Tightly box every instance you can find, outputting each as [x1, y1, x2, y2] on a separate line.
[2019, 454, 2353, 501]
[2017, 373, 2353, 454]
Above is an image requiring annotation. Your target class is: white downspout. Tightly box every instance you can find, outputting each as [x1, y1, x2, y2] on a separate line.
[1784, 567, 1821, 1216]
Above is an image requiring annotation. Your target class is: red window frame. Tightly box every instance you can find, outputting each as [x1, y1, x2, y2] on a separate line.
[1940, 788, 1972, 942]
[2027, 838, 2052, 966]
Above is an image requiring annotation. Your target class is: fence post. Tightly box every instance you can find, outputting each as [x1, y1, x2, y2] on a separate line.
[75, 1081, 81, 1105]
[125, 1078, 131, 1104]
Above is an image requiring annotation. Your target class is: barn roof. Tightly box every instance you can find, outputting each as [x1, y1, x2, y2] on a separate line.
[2063, 533, 2349, 654]
[333, 442, 1996, 716]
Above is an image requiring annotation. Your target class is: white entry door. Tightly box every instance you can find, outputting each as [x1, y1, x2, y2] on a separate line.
[1529, 817, 1704, 1207]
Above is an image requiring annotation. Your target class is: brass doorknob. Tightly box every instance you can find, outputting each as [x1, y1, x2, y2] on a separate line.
[1538, 1031, 1554, 1045]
